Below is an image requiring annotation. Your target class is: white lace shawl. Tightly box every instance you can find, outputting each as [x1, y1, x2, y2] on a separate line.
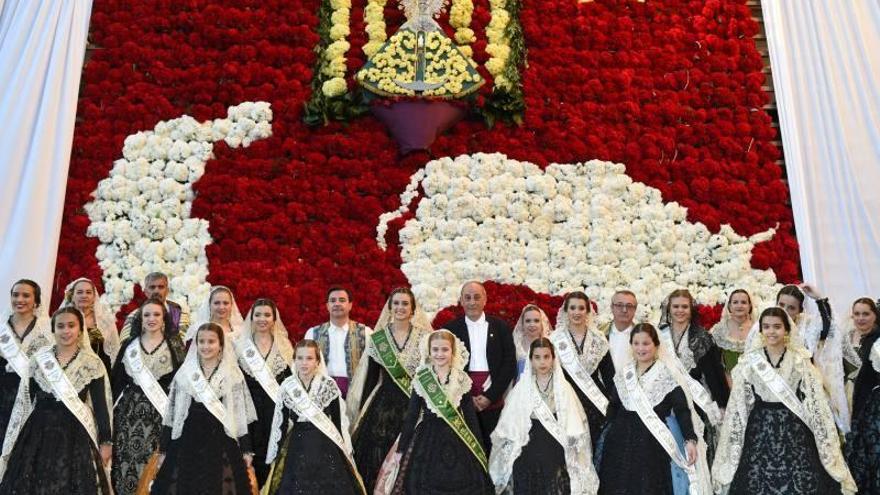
[612, 359, 680, 410]
[59, 278, 121, 363]
[184, 285, 245, 342]
[234, 305, 294, 379]
[410, 330, 472, 414]
[0, 346, 113, 478]
[712, 348, 857, 494]
[164, 344, 257, 441]
[0, 309, 52, 374]
[490, 357, 597, 495]
[871, 338, 880, 373]
[512, 305, 552, 362]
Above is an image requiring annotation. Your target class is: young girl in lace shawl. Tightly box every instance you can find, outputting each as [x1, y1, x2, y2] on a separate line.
[232, 298, 294, 487]
[490, 337, 598, 495]
[262, 340, 365, 494]
[149, 323, 258, 494]
[712, 307, 856, 494]
[512, 305, 552, 379]
[0, 306, 113, 494]
[387, 330, 492, 494]
[598, 323, 705, 495]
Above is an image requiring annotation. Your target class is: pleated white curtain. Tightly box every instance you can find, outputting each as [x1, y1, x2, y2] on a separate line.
[762, 0, 880, 310]
[0, 0, 93, 300]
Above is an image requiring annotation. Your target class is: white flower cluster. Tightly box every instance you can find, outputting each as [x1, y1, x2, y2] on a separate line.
[378, 152, 782, 321]
[85, 102, 273, 311]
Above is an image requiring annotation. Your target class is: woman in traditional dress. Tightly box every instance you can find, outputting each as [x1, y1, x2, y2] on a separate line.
[712, 307, 857, 494]
[762, 284, 849, 430]
[390, 330, 492, 494]
[549, 291, 613, 446]
[490, 337, 597, 495]
[710, 289, 754, 385]
[0, 306, 113, 494]
[0, 280, 52, 442]
[598, 323, 707, 495]
[60, 277, 120, 373]
[845, 298, 880, 494]
[184, 285, 245, 342]
[149, 322, 258, 494]
[232, 298, 293, 487]
[263, 340, 365, 494]
[110, 297, 186, 495]
[658, 289, 728, 467]
[842, 297, 878, 410]
[512, 305, 552, 378]
[346, 287, 432, 492]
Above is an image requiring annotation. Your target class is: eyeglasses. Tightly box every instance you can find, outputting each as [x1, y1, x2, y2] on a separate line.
[612, 303, 637, 311]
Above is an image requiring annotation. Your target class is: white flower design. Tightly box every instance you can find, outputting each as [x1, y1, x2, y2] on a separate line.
[378, 152, 782, 321]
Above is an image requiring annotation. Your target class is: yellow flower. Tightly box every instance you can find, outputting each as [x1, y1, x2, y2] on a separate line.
[458, 45, 473, 58]
[330, 0, 351, 9]
[331, 9, 350, 25]
[322, 77, 348, 97]
[330, 24, 350, 41]
[454, 28, 476, 44]
[485, 58, 505, 75]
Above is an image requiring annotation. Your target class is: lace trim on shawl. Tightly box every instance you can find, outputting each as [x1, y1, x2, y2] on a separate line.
[287, 374, 341, 413]
[557, 328, 608, 375]
[412, 366, 472, 414]
[121, 339, 178, 380]
[712, 350, 857, 494]
[871, 339, 880, 373]
[613, 361, 679, 410]
[711, 321, 747, 353]
[164, 363, 257, 440]
[30, 347, 106, 393]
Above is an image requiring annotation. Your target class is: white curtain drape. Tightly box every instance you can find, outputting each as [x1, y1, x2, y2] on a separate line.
[763, 0, 880, 311]
[0, 0, 93, 301]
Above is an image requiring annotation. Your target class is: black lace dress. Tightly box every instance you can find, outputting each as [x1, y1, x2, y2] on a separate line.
[598, 382, 695, 495]
[392, 393, 492, 495]
[351, 359, 411, 492]
[264, 396, 363, 494]
[0, 357, 112, 495]
[110, 337, 185, 495]
[728, 392, 839, 494]
[0, 318, 44, 442]
[561, 352, 614, 448]
[846, 328, 880, 494]
[242, 367, 291, 487]
[511, 419, 570, 495]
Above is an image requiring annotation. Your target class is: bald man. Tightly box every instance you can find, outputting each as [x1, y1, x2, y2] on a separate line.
[443, 281, 516, 452]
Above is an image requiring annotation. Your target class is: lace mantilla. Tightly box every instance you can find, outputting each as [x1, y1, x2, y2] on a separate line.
[558, 329, 608, 375]
[613, 361, 679, 410]
[30, 346, 106, 394]
[285, 375, 341, 415]
[713, 349, 857, 494]
[164, 361, 257, 440]
[711, 321, 747, 353]
[121, 338, 178, 381]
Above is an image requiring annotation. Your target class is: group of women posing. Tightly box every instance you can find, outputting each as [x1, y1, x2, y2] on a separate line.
[0, 278, 877, 495]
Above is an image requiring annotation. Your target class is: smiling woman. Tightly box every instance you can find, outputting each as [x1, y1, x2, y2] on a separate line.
[0, 307, 114, 494]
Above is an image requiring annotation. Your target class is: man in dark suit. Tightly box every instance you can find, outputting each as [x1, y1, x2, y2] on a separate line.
[119, 272, 189, 340]
[443, 281, 516, 452]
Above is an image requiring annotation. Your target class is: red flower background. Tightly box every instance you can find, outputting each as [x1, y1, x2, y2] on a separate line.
[54, 0, 797, 335]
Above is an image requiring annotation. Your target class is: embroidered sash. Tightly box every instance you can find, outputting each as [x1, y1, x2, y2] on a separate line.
[35, 349, 99, 447]
[659, 330, 722, 425]
[370, 329, 412, 396]
[746, 353, 809, 425]
[0, 324, 29, 377]
[187, 367, 236, 436]
[238, 338, 281, 403]
[281, 378, 366, 491]
[550, 331, 609, 415]
[623, 365, 699, 493]
[531, 393, 568, 450]
[123, 342, 169, 420]
[415, 367, 488, 471]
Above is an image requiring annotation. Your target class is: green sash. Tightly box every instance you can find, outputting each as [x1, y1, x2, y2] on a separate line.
[370, 329, 412, 396]
[415, 367, 488, 472]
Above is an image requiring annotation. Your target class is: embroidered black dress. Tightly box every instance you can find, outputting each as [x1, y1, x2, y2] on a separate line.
[0, 352, 112, 495]
[393, 392, 492, 495]
[241, 366, 291, 486]
[846, 328, 880, 494]
[511, 419, 570, 495]
[110, 336, 185, 495]
[0, 317, 48, 442]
